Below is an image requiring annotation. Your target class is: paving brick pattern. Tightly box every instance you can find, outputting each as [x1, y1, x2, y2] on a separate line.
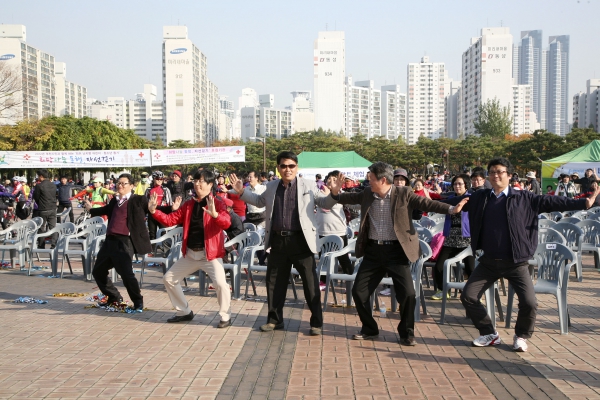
[1, 253, 600, 399]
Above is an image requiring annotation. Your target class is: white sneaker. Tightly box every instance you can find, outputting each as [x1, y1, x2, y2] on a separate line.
[380, 288, 391, 296]
[472, 332, 501, 347]
[513, 335, 528, 352]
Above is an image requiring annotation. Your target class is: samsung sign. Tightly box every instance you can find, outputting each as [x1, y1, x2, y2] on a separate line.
[170, 48, 187, 55]
[0, 54, 15, 61]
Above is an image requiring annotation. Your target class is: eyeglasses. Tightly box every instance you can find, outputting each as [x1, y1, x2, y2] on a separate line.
[488, 170, 508, 176]
[116, 182, 130, 186]
[193, 179, 206, 184]
[279, 164, 297, 170]
[453, 182, 465, 186]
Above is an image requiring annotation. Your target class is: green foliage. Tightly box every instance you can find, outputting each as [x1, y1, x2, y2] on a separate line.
[473, 98, 514, 139]
[2, 115, 600, 178]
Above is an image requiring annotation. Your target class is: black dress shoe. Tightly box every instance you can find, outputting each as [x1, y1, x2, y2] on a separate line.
[400, 337, 417, 346]
[260, 322, 285, 332]
[217, 319, 232, 329]
[167, 311, 194, 323]
[352, 332, 379, 340]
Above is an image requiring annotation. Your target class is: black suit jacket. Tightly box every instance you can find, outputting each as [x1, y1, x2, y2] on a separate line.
[90, 194, 152, 255]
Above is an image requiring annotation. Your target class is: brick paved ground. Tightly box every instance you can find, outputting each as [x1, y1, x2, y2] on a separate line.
[1, 251, 600, 399]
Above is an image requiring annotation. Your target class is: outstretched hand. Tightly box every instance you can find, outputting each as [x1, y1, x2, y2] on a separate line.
[203, 195, 218, 218]
[586, 187, 600, 209]
[327, 173, 345, 196]
[228, 174, 245, 195]
[148, 192, 158, 214]
[451, 197, 469, 214]
[83, 198, 92, 211]
[172, 196, 182, 211]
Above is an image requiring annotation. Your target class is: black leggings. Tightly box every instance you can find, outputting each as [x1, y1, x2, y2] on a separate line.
[433, 246, 474, 291]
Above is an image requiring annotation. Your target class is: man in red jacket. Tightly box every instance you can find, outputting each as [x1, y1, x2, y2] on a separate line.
[149, 170, 232, 326]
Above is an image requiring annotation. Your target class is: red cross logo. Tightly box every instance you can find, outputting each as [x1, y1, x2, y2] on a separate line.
[236, 150, 240, 154]
[154, 153, 161, 159]
[23, 154, 30, 160]
[138, 152, 145, 158]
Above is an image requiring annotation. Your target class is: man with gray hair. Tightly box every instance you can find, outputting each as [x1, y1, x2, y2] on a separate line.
[326, 162, 468, 345]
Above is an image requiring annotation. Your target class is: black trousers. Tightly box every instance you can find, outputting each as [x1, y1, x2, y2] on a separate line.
[433, 246, 475, 291]
[352, 242, 415, 338]
[56, 203, 74, 223]
[266, 233, 323, 328]
[33, 209, 57, 248]
[460, 258, 537, 338]
[92, 235, 143, 306]
[147, 215, 164, 241]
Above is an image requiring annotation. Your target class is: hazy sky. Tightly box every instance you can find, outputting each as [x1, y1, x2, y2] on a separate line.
[3, 0, 599, 114]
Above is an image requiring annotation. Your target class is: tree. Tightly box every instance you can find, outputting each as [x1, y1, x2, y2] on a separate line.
[473, 98, 513, 139]
[0, 62, 25, 124]
[168, 139, 194, 148]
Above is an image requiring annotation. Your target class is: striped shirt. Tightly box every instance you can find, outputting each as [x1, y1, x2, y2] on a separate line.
[367, 187, 397, 241]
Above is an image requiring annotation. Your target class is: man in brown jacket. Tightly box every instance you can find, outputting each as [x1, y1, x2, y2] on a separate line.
[327, 162, 467, 345]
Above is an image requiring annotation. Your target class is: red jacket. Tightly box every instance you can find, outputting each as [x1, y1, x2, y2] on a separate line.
[151, 195, 231, 260]
[227, 191, 246, 218]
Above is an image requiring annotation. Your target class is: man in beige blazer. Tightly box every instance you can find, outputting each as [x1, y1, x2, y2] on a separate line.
[229, 151, 331, 336]
[326, 162, 467, 345]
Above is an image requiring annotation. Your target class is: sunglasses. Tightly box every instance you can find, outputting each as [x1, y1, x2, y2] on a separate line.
[279, 164, 297, 170]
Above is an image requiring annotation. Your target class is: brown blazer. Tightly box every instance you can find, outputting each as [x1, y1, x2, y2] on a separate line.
[324, 185, 451, 262]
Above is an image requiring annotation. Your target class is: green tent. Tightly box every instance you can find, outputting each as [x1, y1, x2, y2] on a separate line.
[296, 151, 372, 180]
[297, 151, 371, 168]
[541, 140, 600, 192]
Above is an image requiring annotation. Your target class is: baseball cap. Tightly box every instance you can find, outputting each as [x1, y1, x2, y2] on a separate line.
[92, 177, 103, 183]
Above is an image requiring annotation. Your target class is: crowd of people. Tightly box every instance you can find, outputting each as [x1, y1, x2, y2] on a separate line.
[3, 156, 598, 354]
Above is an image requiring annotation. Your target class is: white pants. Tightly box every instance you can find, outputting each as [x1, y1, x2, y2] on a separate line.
[163, 248, 231, 321]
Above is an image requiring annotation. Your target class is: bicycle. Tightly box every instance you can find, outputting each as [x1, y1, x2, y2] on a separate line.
[74, 201, 91, 225]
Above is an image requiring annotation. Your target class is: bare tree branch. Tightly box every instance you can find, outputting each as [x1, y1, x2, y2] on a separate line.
[0, 62, 24, 123]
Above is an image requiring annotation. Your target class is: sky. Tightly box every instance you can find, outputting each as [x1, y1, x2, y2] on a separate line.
[2, 0, 599, 114]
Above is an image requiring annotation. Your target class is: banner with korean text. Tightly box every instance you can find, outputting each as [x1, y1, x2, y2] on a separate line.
[0, 150, 152, 169]
[150, 146, 246, 166]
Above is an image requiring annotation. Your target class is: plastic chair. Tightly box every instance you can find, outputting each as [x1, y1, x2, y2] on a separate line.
[89, 234, 106, 281]
[419, 217, 436, 230]
[559, 217, 581, 225]
[427, 213, 446, 225]
[323, 256, 362, 310]
[562, 210, 580, 218]
[575, 219, 600, 269]
[0, 220, 37, 270]
[139, 227, 184, 284]
[538, 227, 567, 245]
[348, 218, 360, 235]
[572, 210, 591, 220]
[29, 222, 76, 276]
[550, 211, 563, 221]
[439, 248, 503, 327]
[139, 242, 182, 287]
[321, 244, 354, 311]
[200, 231, 261, 299]
[156, 225, 177, 239]
[505, 243, 576, 334]
[243, 223, 257, 232]
[553, 222, 584, 282]
[538, 219, 557, 229]
[346, 225, 354, 239]
[587, 206, 600, 214]
[60, 224, 107, 279]
[56, 207, 72, 223]
[70, 216, 105, 251]
[416, 227, 433, 243]
[590, 213, 600, 223]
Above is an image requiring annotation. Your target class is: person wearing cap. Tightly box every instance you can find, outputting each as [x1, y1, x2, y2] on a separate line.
[166, 170, 193, 202]
[149, 169, 232, 327]
[19, 177, 30, 198]
[134, 172, 150, 195]
[73, 177, 115, 209]
[56, 176, 74, 223]
[145, 171, 173, 240]
[32, 169, 59, 249]
[525, 171, 540, 195]
[11, 176, 28, 220]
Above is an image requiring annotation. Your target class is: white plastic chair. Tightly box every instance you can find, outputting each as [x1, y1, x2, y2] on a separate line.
[200, 231, 261, 299]
[60, 224, 107, 279]
[323, 255, 362, 310]
[156, 225, 177, 239]
[56, 207, 72, 223]
[553, 222, 584, 282]
[243, 223, 257, 232]
[559, 217, 582, 225]
[587, 206, 600, 214]
[505, 243, 576, 334]
[538, 227, 567, 245]
[30, 222, 76, 276]
[419, 217, 436, 230]
[348, 218, 360, 235]
[538, 219, 557, 229]
[571, 210, 591, 220]
[575, 219, 600, 269]
[139, 227, 184, 284]
[70, 216, 105, 251]
[562, 210, 580, 218]
[139, 242, 183, 287]
[0, 220, 37, 270]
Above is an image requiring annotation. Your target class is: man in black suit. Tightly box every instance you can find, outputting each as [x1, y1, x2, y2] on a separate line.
[84, 173, 152, 311]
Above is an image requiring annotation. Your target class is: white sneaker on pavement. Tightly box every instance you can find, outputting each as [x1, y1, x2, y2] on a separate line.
[472, 332, 501, 347]
[513, 335, 528, 352]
